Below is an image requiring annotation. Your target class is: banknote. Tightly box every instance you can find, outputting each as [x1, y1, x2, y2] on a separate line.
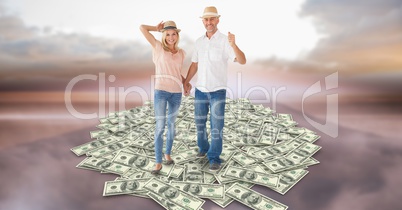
[81, 156, 130, 175]
[268, 169, 309, 195]
[169, 181, 225, 199]
[71, 95, 322, 210]
[147, 192, 189, 210]
[70, 136, 118, 156]
[226, 183, 288, 210]
[223, 165, 279, 188]
[144, 178, 205, 210]
[112, 150, 174, 176]
[103, 178, 149, 196]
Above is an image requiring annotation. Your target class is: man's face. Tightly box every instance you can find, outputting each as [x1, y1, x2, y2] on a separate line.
[189, 185, 199, 193]
[109, 144, 120, 150]
[134, 157, 146, 167]
[165, 187, 177, 198]
[187, 174, 202, 181]
[246, 171, 255, 180]
[247, 193, 260, 204]
[281, 175, 294, 184]
[126, 181, 138, 190]
[101, 160, 112, 168]
[91, 141, 103, 147]
[202, 17, 219, 33]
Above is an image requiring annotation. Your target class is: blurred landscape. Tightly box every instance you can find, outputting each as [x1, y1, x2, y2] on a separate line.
[1, 0, 402, 209]
[1, 63, 402, 210]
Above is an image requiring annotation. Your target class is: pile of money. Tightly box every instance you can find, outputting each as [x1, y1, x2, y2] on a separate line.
[71, 96, 321, 210]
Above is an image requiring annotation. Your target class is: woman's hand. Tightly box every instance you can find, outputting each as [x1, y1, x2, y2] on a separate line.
[156, 21, 164, 32]
[183, 82, 192, 96]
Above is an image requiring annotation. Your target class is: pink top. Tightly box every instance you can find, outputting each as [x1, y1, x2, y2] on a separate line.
[153, 40, 185, 93]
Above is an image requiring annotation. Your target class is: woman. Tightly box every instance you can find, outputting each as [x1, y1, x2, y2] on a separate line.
[139, 21, 188, 174]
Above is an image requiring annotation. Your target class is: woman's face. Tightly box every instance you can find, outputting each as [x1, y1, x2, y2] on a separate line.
[165, 30, 178, 46]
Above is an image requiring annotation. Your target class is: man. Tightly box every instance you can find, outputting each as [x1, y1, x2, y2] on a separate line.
[183, 6, 246, 171]
[239, 170, 257, 181]
[240, 191, 263, 205]
[121, 180, 139, 191]
[183, 183, 202, 195]
[185, 171, 204, 182]
[128, 155, 149, 168]
[158, 186, 179, 199]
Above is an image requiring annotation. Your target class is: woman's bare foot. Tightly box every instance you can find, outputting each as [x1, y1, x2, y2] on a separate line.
[151, 163, 162, 175]
[165, 154, 172, 161]
[164, 154, 174, 165]
[154, 163, 162, 171]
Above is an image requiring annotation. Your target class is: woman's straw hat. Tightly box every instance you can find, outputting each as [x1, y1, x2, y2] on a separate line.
[160, 21, 181, 33]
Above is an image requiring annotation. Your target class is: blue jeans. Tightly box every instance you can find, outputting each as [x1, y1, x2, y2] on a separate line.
[154, 90, 182, 163]
[195, 88, 226, 164]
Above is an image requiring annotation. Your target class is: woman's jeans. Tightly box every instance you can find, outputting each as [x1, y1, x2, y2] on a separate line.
[154, 90, 182, 163]
[195, 88, 226, 164]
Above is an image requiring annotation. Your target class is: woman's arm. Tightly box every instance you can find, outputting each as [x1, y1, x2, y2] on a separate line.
[139, 22, 163, 48]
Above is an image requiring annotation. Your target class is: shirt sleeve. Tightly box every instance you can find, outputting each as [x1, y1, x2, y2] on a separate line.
[226, 40, 236, 62]
[191, 39, 199, 63]
[153, 40, 163, 63]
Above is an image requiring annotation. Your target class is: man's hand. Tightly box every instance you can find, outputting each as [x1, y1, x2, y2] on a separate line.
[228, 32, 236, 47]
[183, 82, 192, 96]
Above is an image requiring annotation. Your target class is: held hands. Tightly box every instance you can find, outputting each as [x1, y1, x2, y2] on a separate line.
[228, 32, 236, 47]
[183, 82, 192, 96]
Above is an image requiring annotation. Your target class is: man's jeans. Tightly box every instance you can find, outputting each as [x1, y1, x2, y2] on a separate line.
[154, 90, 182, 164]
[195, 88, 226, 164]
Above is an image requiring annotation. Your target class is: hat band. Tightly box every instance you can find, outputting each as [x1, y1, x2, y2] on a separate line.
[202, 12, 219, 17]
[163, 26, 177, 30]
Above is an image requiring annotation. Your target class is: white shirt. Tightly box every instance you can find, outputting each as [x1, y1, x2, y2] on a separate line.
[191, 30, 236, 92]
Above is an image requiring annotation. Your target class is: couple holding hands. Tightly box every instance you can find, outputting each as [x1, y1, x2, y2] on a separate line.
[139, 6, 246, 174]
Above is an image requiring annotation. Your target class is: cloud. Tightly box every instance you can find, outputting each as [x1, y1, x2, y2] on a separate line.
[256, 0, 402, 73]
[299, 0, 402, 72]
[0, 8, 155, 73]
[298, 130, 402, 210]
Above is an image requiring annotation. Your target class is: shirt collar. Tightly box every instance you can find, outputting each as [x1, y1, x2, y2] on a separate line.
[203, 30, 220, 40]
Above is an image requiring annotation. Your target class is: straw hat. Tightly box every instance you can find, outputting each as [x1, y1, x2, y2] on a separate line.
[160, 21, 181, 33]
[200, 6, 221, 18]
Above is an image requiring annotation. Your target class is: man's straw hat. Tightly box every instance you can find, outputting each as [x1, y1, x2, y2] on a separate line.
[200, 6, 221, 18]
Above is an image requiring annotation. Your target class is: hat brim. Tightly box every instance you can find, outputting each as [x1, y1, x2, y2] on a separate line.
[160, 29, 181, 33]
[200, 15, 221, 19]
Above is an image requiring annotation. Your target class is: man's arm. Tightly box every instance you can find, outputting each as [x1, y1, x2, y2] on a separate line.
[228, 32, 246, 65]
[183, 62, 198, 96]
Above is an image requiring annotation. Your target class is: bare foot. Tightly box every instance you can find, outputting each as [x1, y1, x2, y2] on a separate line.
[165, 154, 172, 161]
[154, 163, 162, 171]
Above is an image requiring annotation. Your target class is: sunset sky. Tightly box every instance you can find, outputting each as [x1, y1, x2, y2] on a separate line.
[1, 1, 402, 210]
[0, 0, 401, 75]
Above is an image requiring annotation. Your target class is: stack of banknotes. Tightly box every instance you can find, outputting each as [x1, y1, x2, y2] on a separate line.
[71, 96, 321, 210]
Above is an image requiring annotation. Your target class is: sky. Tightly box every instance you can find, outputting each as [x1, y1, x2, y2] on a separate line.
[0, 0, 318, 60]
[0, 0, 401, 74]
[1, 2, 401, 208]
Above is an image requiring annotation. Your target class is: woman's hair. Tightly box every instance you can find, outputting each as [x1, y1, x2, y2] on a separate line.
[161, 30, 180, 52]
